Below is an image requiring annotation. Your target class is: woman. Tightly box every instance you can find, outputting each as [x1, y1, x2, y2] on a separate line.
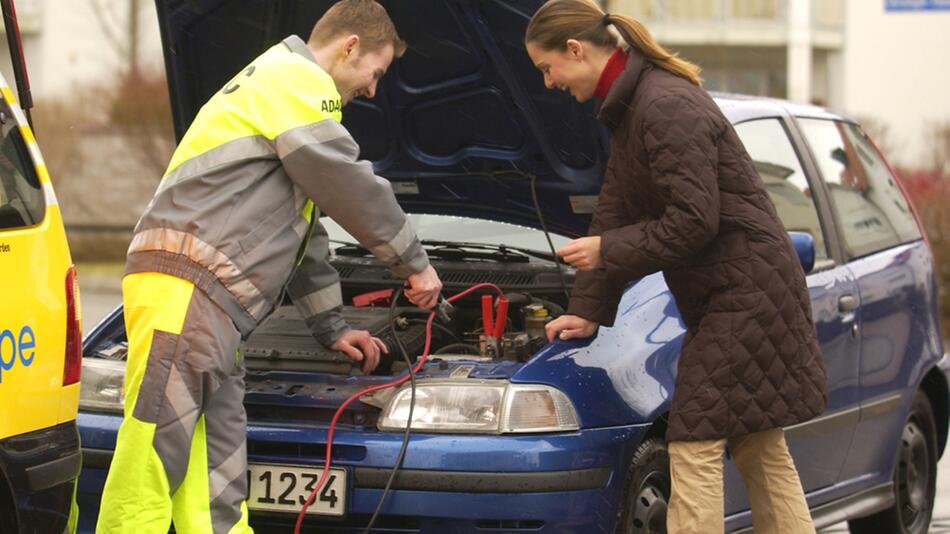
[525, 1, 827, 532]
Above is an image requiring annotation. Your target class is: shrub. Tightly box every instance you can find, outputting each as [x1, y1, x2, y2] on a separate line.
[898, 167, 950, 338]
[31, 69, 174, 261]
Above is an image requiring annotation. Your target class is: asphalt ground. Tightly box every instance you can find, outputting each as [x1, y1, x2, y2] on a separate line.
[79, 283, 950, 532]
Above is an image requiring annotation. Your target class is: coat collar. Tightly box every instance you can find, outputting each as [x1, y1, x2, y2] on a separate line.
[596, 50, 650, 131]
[282, 35, 319, 66]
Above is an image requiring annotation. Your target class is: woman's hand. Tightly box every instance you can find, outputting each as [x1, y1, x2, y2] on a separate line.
[545, 314, 599, 342]
[557, 236, 602, 271]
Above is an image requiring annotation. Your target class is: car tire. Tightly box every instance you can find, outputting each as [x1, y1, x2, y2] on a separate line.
[848, 391, 937, 534]
[615, 436, 670, 534]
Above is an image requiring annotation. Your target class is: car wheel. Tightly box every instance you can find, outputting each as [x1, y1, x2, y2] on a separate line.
[616, 436, 670, 534]
[848, 391, 937, 534]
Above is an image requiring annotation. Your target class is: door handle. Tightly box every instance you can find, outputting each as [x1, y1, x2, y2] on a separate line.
[838, 295, 857, 313]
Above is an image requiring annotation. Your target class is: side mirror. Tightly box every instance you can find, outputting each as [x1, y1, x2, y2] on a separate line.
[789, 232, 816, 274]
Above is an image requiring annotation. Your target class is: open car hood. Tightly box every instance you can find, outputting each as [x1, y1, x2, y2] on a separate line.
[155, 0, 608, 236]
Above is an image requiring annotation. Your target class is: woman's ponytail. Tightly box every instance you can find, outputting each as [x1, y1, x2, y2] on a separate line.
[607, 13, 702, 86]
[526, 0, 702, 87]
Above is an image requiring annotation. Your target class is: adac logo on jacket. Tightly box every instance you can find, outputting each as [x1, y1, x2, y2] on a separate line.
[321, 99, 341, 114]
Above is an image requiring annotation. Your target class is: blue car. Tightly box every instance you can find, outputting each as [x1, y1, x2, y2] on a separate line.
[76, 1, 949, 532]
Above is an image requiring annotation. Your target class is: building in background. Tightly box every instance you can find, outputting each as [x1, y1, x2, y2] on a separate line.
[608, 0, 950, 167]
[2, 1, 948, 167]
[0, 0, 41, 99]
[0, 0, 171, 262]
[607, 0, 844, 103]
[1, 0, 163, 105]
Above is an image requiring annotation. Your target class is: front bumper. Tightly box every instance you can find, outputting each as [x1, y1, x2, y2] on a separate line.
[0, 421, 81, 533]
[77, 411, 648, 533]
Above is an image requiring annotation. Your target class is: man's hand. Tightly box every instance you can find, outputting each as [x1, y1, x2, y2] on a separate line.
[405, 264, 443, 309]
[545, 314, 599, 342]
[557, 236, 602, 271]
[331, 329, 387, 374]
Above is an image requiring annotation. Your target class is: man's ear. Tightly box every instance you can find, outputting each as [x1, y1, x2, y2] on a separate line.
[342, 34, 360, 58]
[566, 38, 584, 60]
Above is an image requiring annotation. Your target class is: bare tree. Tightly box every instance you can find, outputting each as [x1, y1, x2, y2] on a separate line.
[87, 0, 144, 77]
[930, 120, 950, 175]
[853, 114, 896, 163]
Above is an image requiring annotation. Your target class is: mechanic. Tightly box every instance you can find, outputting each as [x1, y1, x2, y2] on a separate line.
[96, 1, 442, 532]
[524, 1, 827, 533]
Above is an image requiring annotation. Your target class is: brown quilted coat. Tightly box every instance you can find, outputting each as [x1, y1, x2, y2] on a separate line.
[567, 52, 828, 442]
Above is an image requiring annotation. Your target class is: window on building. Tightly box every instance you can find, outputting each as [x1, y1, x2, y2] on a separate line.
[797, 118, 921, 259]
[0, 102, 44, 229]
[729, 0, 781, 20]
[734, 118, 828, 261]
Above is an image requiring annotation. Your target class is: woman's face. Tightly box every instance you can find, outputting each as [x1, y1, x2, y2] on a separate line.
[526, 40, 600, 102]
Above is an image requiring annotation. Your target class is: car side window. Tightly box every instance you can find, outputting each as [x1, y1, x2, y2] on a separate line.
[0, 100, 44, 229]
[734, 118, 828, 262]
[797, 118, 921, 259]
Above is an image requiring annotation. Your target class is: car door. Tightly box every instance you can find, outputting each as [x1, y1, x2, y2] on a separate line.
[723, 116, 861, 516]
[795, 117, 928, 488]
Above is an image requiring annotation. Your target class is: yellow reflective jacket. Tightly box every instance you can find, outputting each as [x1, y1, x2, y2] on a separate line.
[127, 35, 428, 343]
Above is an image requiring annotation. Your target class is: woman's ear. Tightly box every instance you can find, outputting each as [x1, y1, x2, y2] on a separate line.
[566, 38, 584, 60]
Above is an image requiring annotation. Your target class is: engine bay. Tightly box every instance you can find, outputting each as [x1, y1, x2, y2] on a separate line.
[85, 247, 574, 377]
[239, 249, 571, 374]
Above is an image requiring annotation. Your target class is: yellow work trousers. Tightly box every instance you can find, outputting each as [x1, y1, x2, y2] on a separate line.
[96, 272, 253, 534]
[667, 428, 815, 534]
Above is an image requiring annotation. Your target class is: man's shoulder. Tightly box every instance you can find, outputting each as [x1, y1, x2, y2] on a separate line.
[251, 43, 335, 92]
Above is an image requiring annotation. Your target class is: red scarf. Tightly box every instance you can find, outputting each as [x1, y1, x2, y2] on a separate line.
[594, 48, 628, 100]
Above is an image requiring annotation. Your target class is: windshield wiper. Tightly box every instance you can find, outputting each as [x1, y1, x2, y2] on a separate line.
[420, 240, 560, 263]
[333, 240, 558, 264]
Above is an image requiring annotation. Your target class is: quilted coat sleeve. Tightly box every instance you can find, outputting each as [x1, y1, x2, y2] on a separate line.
[566, 165, 637, 326]
[600, 95, 723, 289]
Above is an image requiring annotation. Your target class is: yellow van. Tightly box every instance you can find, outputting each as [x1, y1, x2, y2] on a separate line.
[0, 72, 82, 531]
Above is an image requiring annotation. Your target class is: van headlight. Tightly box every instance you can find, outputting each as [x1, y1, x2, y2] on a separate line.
[378, 381, 579, 434]
[79, 358, 126, 414]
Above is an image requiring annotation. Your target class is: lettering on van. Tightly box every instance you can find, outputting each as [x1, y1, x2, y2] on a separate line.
[0, 243, 9, 253]
[0, 325, 36, 383]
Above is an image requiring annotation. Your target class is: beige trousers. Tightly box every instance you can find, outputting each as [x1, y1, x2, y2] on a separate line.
[667, 428, 815, 534]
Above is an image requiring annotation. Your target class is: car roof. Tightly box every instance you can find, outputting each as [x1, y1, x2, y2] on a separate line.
[712, 91, 858, 125]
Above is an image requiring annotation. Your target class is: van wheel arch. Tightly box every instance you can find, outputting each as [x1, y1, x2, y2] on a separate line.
[0, 467, 18, 533]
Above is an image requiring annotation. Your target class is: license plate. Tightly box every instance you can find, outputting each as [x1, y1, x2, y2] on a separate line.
[246, 463, 346, 516]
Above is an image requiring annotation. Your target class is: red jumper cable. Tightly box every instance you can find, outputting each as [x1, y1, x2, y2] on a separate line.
[294, 282, 505, 533]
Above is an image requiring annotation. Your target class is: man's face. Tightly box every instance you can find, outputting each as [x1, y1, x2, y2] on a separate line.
[335, 42, 395, 106]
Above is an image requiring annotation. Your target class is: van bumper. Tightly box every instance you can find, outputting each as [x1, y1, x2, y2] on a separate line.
[0, 421, 81, 533]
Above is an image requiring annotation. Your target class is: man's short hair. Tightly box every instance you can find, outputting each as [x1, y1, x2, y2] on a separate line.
[309, 0, 407, 57]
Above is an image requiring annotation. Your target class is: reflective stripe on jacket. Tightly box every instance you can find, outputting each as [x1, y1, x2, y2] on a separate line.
[126, 35, 428, 342]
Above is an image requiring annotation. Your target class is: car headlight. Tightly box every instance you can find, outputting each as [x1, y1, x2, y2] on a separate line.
[79, 358, 126, 413]
[378, 380, 579, 434]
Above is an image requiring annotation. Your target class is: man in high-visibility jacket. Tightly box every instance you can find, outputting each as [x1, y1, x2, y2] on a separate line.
[96, 1, 442, 532]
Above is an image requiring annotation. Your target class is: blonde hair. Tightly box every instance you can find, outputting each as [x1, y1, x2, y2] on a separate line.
[525, 0, 701, 86]
[310, 0, 407, 58]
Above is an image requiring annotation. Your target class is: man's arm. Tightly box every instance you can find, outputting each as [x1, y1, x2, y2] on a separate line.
[286, 219, 348, 347]
[276, 119, 428, 279]
[287, 219, 386, 373]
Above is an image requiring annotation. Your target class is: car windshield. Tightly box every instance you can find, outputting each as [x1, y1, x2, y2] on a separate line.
[322, 213, 571, 254]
